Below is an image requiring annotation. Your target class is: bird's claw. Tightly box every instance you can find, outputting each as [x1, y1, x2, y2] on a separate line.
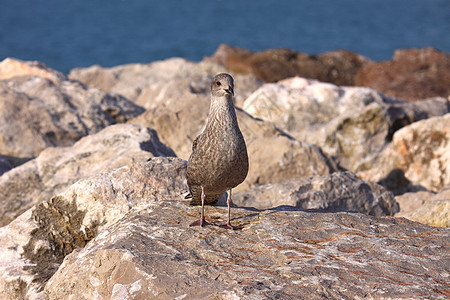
[219, 222, 243, 230]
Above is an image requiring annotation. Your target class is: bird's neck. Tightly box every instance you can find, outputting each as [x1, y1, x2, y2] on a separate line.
[206, 95, 238, 129]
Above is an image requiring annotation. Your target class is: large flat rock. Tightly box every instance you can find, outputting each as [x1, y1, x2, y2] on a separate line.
[45, 200, 449, 299]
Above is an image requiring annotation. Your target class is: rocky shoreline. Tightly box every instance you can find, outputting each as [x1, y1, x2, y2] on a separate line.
[0, 46, 449, 299]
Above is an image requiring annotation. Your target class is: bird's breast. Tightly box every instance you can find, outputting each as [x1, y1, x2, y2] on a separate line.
[186, 102, 248, 193]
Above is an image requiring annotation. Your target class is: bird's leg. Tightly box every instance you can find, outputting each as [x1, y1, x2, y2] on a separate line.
[220, 188, 242, 230]
[190, 186, 213, 227]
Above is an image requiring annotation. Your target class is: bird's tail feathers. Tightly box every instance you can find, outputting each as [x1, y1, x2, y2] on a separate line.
[182, 190, 192, 200]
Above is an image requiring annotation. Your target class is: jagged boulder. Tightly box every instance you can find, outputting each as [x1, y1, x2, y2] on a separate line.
[69, 57, 262, 108]
[395, 187, 450, 227]
[360, 113, 450, 194]
[355, 47, 450, 101]
[204, 44, 373, 85]
[0, 157, 187, 299]
[0, 75, 143, 161]
[0, 124, 175, 227]
[242, 77, 449, 174]
[0, 57, 66, 83]
[232, 171, 398, 217]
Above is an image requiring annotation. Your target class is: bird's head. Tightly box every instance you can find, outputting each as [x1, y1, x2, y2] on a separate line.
[211, 73, 234, 98]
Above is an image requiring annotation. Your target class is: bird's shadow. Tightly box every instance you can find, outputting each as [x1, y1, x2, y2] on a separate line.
[212, 201, 347, 229]
[183, 191, 361, 230]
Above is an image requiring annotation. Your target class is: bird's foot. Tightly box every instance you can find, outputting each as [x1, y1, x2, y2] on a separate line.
[219, 222, 243, 230]
[189, 217, 213, 227]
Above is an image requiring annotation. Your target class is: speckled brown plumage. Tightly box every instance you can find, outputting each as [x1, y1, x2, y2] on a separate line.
[186, 73, 249, 229]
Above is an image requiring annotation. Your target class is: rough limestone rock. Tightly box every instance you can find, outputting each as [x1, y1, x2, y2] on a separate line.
[243, 77, 449, 174]
[395, 191, 436, 215]
[395, 188, 450, 227]
[0, 57, 66, 83]
[0, 75, 144, 160]
[355, 47, 450, 101]
[231, 171, 398, 217]
[0, 124, 175, 227]
[204, 44, 373, 85]
[129, 77, 338, 191]
[69, 58, 223, 102]
[45, 203, 449, 299]
[69, 57, 262, 108]
[0, 157, 187, 300]
[360, 114, 450, 193]
[133, 65, 262, 110]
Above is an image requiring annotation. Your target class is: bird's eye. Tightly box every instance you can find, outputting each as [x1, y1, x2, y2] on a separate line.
[216, 81, 221, 86]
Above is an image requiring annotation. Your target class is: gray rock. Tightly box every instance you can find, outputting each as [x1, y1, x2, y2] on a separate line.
[0, 157, 187, 299]
[68, 58, 262, 108]
[0, 124, 175, 227]
[231, 171, 398, 217]
[360, 113, 450, 194]
[69, 58, 209, 101]
[243, 77, 449, 173]
[0, 57, 66, 83]
[395, 188, 450, 227]
[0, 75, 144, 160]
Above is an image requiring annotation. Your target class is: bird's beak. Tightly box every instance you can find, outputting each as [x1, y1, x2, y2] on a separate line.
[226, 87, 234, 96]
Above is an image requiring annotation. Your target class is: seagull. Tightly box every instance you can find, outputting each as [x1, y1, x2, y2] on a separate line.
[186, 73, 249, 229]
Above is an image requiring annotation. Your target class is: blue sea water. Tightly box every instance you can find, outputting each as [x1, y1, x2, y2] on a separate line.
[0, 0, 449, 74]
